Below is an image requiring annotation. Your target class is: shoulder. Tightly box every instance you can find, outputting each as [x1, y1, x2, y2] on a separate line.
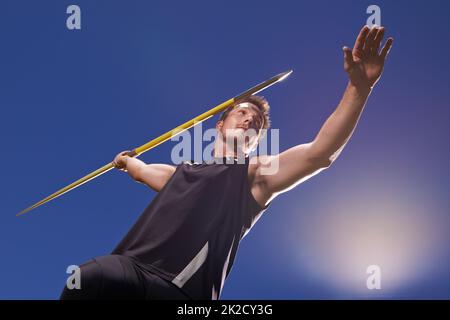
[247, 155, 275, 182]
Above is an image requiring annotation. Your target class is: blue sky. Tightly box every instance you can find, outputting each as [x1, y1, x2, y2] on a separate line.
[1, 0, 450, 299]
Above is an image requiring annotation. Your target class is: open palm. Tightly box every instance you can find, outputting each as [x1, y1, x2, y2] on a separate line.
[343, 25, 394, 89]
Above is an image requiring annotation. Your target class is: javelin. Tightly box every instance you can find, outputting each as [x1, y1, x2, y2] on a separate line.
[17, 70, 293, 216]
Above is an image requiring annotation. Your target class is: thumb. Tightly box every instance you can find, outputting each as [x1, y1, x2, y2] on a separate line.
[343, 46, 355, 67]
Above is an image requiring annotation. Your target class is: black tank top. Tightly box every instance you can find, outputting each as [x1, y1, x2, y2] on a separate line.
[111, 156, 270, 299]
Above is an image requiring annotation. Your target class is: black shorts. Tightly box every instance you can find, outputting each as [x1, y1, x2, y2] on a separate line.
[60, 255, 191, 300]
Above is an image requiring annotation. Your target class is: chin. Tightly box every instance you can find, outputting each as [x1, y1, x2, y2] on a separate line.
[222, 129, 243, 140]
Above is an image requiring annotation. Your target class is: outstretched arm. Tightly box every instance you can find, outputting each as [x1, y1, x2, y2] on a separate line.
[312, 25, 393, 162]
[255, 25, 394, 200]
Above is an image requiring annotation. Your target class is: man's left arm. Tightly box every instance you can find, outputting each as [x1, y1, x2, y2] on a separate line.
[257, 25, 394, 197]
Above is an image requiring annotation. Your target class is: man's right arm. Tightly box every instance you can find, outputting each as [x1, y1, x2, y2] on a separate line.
[129, 159, 176, 192]
[113, 151, 176, 192]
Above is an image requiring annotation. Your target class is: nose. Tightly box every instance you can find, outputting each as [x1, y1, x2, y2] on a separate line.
[244, 114, 254, 125]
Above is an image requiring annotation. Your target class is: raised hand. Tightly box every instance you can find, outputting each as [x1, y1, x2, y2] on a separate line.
[343, 25, 394, 90]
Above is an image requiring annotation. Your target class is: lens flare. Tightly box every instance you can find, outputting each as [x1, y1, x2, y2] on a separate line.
[288, 173, 446, 296]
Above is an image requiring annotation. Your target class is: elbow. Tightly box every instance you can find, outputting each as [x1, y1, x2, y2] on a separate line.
[310, 152, 333, 169]
[309, 142, 335, 169]
[310, 139, 346, 168]
[308, 156, 332, 170]
[309, 149, 334, 169]
[318, 157, 333, 169]
[319, 146, 345, 168]
[306, 152, 333, 170]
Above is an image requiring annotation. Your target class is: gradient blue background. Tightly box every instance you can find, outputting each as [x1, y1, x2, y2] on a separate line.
[1, 0, 449, 299]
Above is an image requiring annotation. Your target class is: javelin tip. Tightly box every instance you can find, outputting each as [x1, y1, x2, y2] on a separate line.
[277, 70, 293, 82]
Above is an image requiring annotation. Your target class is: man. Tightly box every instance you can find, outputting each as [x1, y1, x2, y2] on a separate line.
[60, 25, 393, 300]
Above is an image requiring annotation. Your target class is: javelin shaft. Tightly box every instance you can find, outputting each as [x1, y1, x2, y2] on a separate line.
[17, 70, 292, 216]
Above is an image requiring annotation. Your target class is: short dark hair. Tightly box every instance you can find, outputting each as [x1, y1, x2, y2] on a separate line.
[218, 95, 271, 131]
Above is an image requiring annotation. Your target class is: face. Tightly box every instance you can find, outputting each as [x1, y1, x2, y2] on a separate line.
[216, 102, 264, 155]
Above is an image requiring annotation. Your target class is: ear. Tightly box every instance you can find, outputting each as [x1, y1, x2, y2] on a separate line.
[216, 120, 223, 130]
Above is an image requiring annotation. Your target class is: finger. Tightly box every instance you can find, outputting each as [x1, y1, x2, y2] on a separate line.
[364, 26, 379, 55]
[343, 46, 355, 68]
[373, 27, 385, 54]
[380, 37, 394, 60]
[353, 25, 370, 52]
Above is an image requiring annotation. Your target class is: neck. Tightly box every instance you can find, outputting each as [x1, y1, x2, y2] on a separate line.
[213, 139, 247, 159]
